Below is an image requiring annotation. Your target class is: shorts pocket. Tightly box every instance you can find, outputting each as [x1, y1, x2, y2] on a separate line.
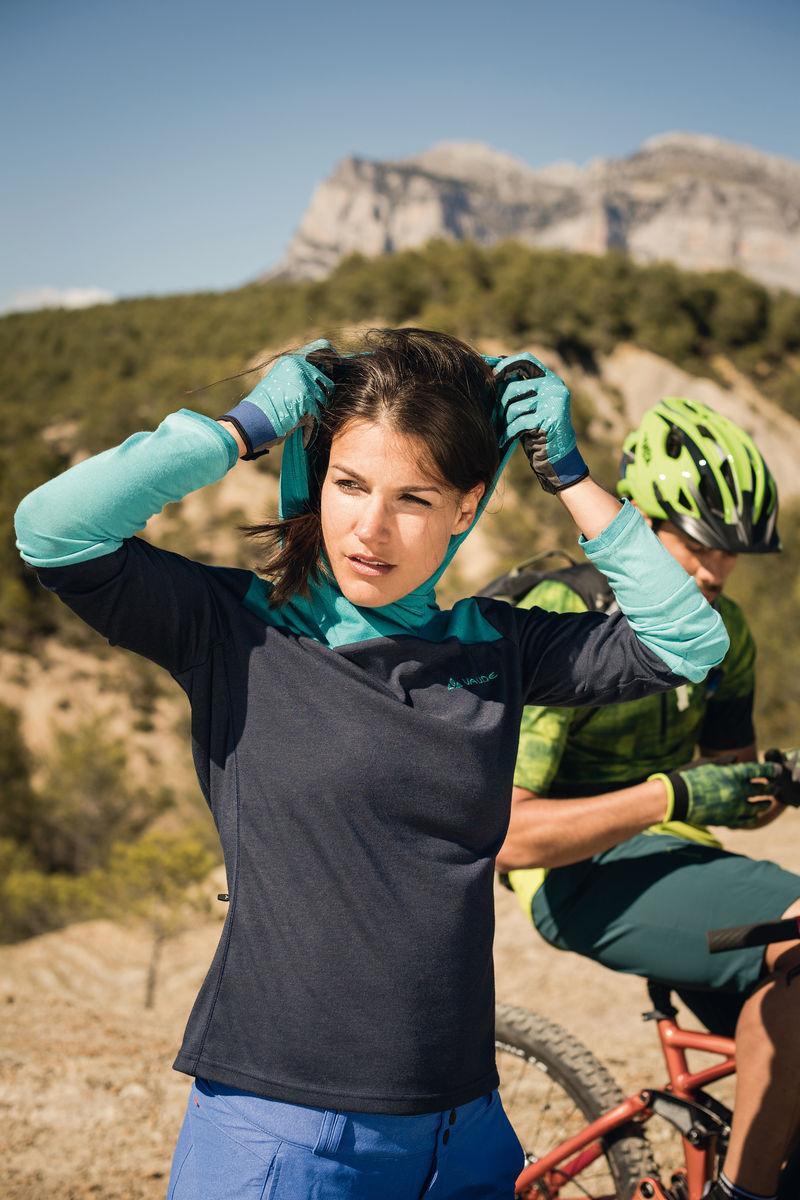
[189, 1081, 282, 1198]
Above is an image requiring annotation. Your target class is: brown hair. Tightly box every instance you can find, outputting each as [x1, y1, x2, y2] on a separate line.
[246, 328, 500, 605]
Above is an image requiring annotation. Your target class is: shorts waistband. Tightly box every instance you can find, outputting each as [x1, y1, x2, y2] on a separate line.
[192, 1079, 495, 1157]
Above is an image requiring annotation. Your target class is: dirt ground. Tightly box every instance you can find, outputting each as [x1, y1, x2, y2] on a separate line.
[2, 819, 798, 1199]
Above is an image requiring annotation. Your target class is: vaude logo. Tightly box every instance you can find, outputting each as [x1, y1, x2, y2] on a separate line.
[448, 672, 498, 691]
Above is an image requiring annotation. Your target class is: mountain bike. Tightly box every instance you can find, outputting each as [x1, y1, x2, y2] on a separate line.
[496, 915, 800, 1200]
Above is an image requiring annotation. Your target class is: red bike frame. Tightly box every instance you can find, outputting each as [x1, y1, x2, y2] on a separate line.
[514, 1005, 736, 1199]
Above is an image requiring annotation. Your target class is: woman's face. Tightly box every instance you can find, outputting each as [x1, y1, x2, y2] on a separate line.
[320, 419, 485, 608]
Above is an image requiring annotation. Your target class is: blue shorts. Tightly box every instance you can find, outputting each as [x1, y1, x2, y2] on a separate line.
[531, 832, 800, 1035]
[167, 1078, 524, 1199]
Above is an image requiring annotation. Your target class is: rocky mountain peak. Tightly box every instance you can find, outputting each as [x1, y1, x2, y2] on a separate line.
[267, 133, 800, 293]
[396, 140, 539, 185]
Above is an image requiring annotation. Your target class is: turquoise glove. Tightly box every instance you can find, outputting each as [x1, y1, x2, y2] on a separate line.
[651, 760, 779, 828]
[220, 339, 336, 459]
[493, 353, 588, 493]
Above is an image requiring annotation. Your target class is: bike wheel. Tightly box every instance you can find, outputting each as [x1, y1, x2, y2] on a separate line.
[496, 1002, 660, 1199]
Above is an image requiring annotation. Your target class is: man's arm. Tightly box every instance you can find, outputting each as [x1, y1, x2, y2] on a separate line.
[497, 742, 768, 873]
[496, 780, 669, 872]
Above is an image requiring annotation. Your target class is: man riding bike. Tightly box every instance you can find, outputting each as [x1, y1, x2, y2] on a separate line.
[497, 398, 800, 1200]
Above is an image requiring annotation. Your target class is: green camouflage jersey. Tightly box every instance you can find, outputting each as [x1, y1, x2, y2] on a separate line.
[508, 578, 755, 911]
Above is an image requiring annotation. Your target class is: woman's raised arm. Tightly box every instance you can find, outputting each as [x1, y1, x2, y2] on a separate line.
[491, 354, 729, 681]
[15, 410, 239, 568]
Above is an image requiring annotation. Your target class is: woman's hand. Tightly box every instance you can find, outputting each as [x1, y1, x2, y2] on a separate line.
[219, 339, 336, 459]
[493, 353, 589, 493]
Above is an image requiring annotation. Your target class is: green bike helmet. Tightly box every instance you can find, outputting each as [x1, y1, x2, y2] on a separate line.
[618, 397, 780, 553]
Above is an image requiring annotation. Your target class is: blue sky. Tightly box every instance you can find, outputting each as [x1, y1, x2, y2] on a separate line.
[2, 0, 798, 313]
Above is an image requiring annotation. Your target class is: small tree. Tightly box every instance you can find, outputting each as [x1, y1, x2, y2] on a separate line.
[99, 829, 219, 1007]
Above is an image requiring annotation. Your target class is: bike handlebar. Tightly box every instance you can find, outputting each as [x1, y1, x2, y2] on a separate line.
[707, 915, 800, 953]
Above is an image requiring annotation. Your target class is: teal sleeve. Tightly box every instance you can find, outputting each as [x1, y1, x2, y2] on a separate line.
[579, 500, 729, 682]
[15, 410, 239, 568]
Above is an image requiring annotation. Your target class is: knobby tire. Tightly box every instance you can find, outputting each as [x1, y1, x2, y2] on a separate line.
[496, 1002, 659, 1199]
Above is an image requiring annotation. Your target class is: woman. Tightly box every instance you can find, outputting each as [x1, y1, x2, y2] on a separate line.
[15, 328, 728, 1199]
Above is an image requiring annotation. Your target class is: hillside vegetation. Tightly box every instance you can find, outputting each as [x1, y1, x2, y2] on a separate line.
[3, 240, 800, 942]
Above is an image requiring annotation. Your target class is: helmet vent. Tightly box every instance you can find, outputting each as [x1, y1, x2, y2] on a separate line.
[699, 473, 725, 517]
[718, 456, 737, 494]
[665, 427, 683, 459]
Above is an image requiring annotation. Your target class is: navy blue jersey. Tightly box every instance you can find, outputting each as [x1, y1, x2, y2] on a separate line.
[36, 537, 685, 1113]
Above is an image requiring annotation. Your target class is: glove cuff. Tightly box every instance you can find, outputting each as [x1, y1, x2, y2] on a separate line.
[218, 400, 279, 459]
[649, 771, 689, 822]
[551, 446, 589, 490]
[520, 437, 589, 494]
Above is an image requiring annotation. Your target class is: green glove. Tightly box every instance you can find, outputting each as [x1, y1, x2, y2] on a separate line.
[650, 760, 778, 828]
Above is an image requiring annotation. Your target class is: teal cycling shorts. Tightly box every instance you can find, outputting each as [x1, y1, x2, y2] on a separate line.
[531, 832, 800, 1035]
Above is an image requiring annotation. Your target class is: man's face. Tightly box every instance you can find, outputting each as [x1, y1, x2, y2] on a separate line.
[655, 521, 738, 603]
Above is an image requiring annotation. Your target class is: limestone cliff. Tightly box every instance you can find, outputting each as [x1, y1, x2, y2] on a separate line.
[269, 133, 800, 293]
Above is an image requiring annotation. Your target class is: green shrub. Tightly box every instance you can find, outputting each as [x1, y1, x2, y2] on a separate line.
[0, 702, 36, 844]
[19, 717, 172, 874]
[0, 828, 220, 945]
[0, 837, 105, 941]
